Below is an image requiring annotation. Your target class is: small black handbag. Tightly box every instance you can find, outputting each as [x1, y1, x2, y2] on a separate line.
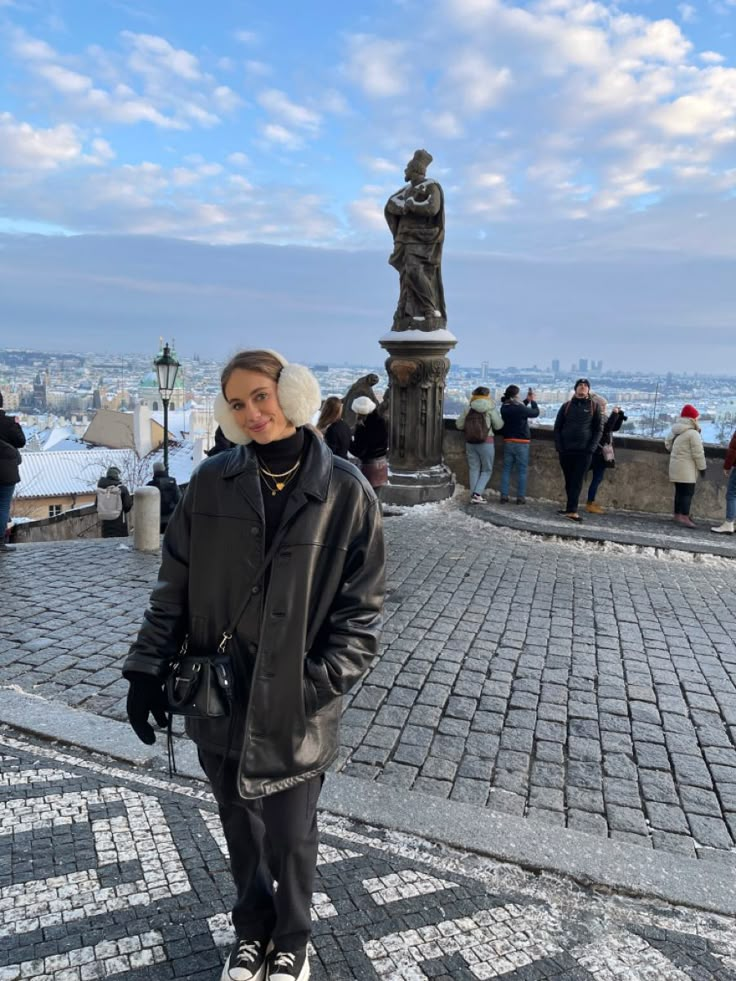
[164, 529, 287, 720]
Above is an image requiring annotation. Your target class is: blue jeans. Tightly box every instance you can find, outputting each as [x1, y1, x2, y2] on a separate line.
[500, 442, 530, 498]
[727, 468, 736, 521]
[587, 459, 607, 503]
[466, 441, 495, 495]
[0, 483, 15, 543]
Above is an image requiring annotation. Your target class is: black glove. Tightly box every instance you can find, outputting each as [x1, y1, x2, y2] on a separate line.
[126, 673, 169, 745]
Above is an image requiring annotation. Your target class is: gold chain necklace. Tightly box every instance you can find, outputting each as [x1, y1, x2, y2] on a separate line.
[257, 457, 301, 496]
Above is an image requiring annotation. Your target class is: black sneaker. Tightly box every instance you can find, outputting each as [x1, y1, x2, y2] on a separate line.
[222, 938, 270, 981]
[267, 946, 309, 981]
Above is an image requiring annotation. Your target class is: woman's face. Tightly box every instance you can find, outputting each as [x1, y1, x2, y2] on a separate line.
[224, 368, 296, 444]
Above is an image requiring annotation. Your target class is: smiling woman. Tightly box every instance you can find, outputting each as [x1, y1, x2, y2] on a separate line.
[123, 346, 385, 981]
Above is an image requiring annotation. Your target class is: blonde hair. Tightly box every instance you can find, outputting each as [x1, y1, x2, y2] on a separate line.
[221, 350, 283, 393]
[317, 396, 342, 433]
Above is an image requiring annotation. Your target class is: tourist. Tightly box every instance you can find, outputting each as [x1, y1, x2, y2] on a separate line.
[96, 466, 133, 538]
[553, 379, 603, 522]
[664, 404, 707, 528]
[585, 398, 627, 514]
[712, 426, 736, 534]
[123, 349, 385, 981]
[0, 389, 25, 553]
[499, 385, 539, 504]
[455, 387, 504, 504]
[146, 461, 181, 533]
[350, 396, 389, 497]
[317, 395, 351, 459]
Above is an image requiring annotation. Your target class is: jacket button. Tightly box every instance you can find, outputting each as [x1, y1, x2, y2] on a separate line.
[251, 585, 260, 595]
[248, 642, 258, 655]
[250, 527, 260, 536]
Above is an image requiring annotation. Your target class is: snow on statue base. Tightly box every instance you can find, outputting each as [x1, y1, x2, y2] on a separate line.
[379, 329, 458, 507]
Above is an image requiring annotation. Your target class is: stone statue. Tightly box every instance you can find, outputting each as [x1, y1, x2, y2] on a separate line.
[384, 148, 446, 332]
[342, 373, 380, 430]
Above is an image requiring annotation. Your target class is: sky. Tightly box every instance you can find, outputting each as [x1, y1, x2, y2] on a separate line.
[1, 0, 736, 373]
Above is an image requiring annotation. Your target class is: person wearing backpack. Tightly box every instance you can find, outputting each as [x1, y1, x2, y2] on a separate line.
[455, 386, 503, 503]
[553, 379, 603, 522]
[96, 466, 133, 538]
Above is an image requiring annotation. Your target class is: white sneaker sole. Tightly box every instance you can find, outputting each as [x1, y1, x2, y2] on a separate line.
[221, 963, 267, 981]
[269, 959, 309, 981]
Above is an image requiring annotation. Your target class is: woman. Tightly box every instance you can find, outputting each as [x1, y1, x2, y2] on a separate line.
[585, 398, 627, 514]
[123, 350, 385, 981]
[712, 426, 736, 534]
[665, 404, 707, 528]
[455, 386, 503, 503]
[350, 395, 389, 496]
[316, 395, 351, 459]
[499, 385, 539, 504]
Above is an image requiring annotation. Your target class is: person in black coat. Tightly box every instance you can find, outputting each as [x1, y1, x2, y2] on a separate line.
[146, 462, 181, 532]
[316, 396, 351, 459]
[206, 425, 236, 457]
[123, 349, 384, 981]
[0, 391, 25, 553]
[350, 396, 389, 496]
[553, 378, 603, 522]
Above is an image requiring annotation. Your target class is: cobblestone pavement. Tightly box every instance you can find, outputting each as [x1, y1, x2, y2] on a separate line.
[1, 503, 736, 865]
[462, 496, 736, 559]
[2, 731, 736, 981]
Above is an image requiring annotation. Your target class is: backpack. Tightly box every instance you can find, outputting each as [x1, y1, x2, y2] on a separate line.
[96, 484, 123, 520]
[464, 408, 490, 444]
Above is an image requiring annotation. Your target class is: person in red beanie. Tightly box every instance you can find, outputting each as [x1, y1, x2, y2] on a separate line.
[664, 405, 706, 527]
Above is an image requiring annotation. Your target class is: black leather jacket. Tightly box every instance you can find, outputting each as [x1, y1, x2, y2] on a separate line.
[123, 429, 385, 798]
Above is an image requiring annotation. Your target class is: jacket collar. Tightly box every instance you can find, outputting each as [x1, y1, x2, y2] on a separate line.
[221, 427, 332, 503]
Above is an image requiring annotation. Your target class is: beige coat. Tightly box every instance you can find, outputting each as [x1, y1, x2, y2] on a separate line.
[665, 419, 706, 483]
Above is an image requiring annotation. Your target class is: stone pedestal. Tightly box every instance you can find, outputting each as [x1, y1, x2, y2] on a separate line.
[379, 328, 457, 506]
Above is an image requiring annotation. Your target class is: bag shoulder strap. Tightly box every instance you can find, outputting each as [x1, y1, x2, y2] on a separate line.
[218, 523, 291, 651]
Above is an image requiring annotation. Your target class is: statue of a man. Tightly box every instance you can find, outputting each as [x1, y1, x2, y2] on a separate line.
[384, 148, 446, 332]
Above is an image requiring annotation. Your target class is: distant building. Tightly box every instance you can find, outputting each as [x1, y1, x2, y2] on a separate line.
[480, 361, 489, 381]
[578, 358, 588, 374]
[551, 359, 560, 375]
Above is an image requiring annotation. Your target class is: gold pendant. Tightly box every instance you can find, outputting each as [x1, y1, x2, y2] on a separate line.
[276, 481, 285, 491]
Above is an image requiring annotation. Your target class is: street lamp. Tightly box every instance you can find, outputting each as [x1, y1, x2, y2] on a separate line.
[153, 342, 180, 472]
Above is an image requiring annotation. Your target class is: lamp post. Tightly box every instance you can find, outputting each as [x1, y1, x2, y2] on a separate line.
[153, 342, 180, 472]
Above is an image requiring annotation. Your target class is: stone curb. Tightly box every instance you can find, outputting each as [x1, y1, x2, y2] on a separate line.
[2, 687, 735, 918]
[466, 503, 736, 558]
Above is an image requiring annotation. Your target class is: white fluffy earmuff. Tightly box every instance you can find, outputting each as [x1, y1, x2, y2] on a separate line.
[213, 350, 322, 445]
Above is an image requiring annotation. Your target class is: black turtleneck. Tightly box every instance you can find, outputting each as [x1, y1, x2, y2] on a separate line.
[254, 427, 305, 550]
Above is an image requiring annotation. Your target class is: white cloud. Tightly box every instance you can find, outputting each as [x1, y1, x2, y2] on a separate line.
[234, 30, 259, 44]
[343, 35, 409, 97]
[443, 54, 512, 112]
[257, 89, 321, 131]
[678, 3, 697, 22]
[227, 152, 249, 167]
[700, 50, 726, 64]
[0, 113, 84, 170]
[123, 32, 202, 82]
[261, 122, 303, 149]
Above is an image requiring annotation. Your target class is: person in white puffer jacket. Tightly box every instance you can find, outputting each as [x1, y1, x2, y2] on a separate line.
[664, 404, 707, 528]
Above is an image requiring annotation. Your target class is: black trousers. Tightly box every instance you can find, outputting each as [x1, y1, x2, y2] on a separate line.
[559, 451, 590, 513]
[674, 482, 695, 516]
[199, 750, 322, 951]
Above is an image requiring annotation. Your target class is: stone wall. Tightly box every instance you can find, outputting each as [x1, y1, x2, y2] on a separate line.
[444, 422, 729, 520]
[11, 502, 139, 543]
